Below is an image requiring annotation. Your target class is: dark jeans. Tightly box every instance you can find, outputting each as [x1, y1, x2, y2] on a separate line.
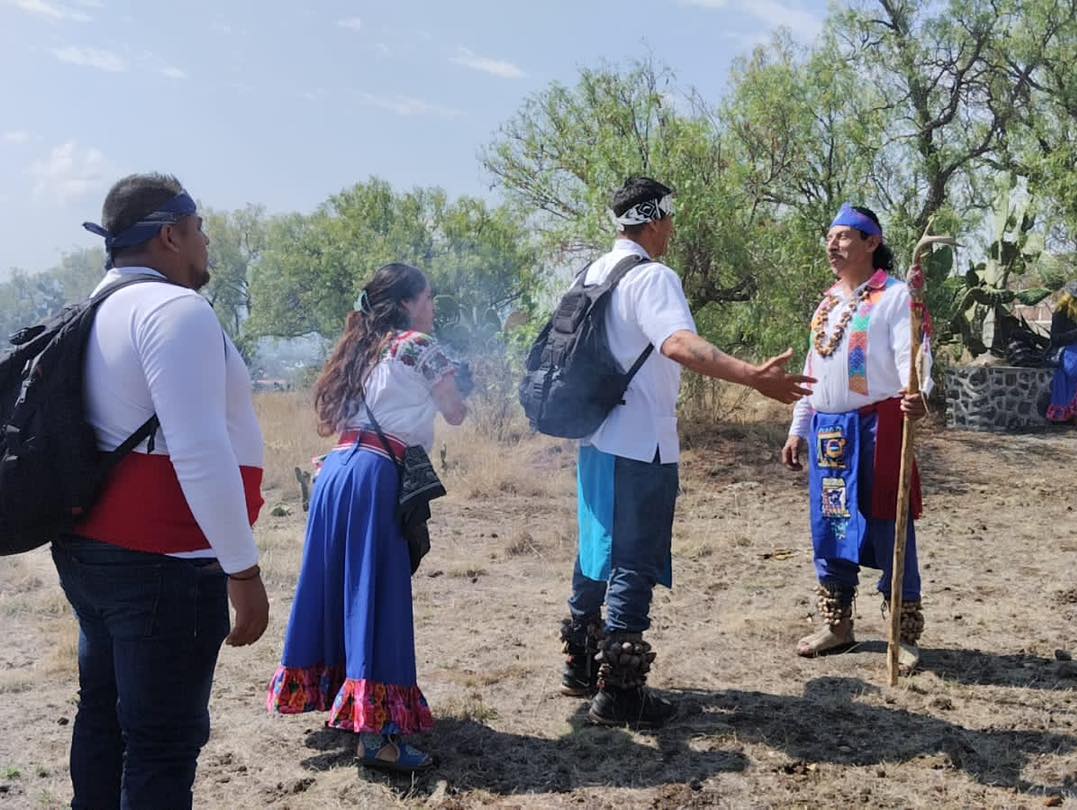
[51, 536, 230, 810]
[569, 451, 679, 634]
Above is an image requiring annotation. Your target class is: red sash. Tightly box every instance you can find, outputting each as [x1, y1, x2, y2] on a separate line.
[74, 454, 264, 554]
[859, 397, 923, 520]
[333, 429, 407, 463]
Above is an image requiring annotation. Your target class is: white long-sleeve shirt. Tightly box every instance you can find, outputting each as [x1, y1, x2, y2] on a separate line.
[789, 270, 933, 438]
[82, 267, 264, 573]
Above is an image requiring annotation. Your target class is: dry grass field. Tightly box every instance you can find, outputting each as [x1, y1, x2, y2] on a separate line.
[1, 390, 1075, 809]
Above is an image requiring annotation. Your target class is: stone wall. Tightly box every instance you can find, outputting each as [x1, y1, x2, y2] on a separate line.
[945, 365, 1054, 431]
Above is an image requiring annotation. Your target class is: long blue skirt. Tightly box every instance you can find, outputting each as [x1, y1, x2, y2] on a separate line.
[266, 446, 433, 734]
[1047, 345, 1077, 422]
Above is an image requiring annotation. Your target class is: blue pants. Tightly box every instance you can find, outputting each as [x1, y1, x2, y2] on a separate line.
[569, 450, 679, 633]
[814, 516, 921, 602]
[52, 536, 230, 810]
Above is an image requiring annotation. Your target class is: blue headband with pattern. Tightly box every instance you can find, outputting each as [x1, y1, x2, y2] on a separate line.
[830, 203, 882, 238]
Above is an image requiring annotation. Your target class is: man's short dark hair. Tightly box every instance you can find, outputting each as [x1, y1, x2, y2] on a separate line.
[611, 176, 674, 219]
[101, 173, 185, 259]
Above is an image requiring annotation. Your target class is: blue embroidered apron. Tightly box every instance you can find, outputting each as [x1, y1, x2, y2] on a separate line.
[808, 411, 868, 563]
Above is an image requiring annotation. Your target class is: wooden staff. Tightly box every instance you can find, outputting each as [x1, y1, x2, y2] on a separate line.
[887, 227, 956, 686]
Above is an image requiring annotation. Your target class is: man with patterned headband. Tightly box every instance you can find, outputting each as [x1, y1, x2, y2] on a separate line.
[53, 173, 269, 808]
[559, 176, 814, 728]
[781, 204, 929, 672]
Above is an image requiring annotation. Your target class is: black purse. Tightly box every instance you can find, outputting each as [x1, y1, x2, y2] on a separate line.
[361, 398, 446, 574]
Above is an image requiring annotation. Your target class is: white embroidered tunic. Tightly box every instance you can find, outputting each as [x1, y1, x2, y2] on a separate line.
[789, 270, 934, 439]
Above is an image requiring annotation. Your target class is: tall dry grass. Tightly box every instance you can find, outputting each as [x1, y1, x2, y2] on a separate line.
[253, 391, 324, 500]
[255, 390, 576, 509]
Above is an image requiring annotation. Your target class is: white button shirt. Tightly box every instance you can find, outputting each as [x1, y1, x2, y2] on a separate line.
[582, 240, 697, 463]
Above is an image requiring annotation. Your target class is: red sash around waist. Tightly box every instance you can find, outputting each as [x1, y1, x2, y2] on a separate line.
[859, 397, 923, 520]
[333, 429, 407, 463]
[74, 453, 264, 554]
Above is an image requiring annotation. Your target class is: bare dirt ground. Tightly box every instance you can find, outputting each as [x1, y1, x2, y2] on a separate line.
[2, 392, 1075, 809]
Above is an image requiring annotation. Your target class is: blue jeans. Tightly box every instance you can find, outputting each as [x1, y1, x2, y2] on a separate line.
[51, 536, 230, 810]
[569, 451, 679, 633]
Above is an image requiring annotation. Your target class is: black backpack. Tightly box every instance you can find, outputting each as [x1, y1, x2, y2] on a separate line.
[0, 275, 165, 555]
[519, 254, 654, 438]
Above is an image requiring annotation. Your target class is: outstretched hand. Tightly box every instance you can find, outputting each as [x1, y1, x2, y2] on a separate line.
[752, 349, 815, 404]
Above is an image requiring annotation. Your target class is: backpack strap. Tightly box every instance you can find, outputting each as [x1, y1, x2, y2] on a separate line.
[88, 272, 175, 306]
[88, 274, 175, 463]
[592, 254, 657, 382]
[593, 254, 647, 290]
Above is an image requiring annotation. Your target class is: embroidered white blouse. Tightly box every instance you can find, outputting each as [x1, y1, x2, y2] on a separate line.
[342, 330, 456, 452]
[788, 270, 934, 439]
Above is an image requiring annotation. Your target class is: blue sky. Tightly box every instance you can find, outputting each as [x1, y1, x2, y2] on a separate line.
[0, 0, 827, 275]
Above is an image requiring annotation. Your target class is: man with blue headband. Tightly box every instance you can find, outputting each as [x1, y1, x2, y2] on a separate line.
[52, 173, 269, 807]
[781, 204, 929, 673]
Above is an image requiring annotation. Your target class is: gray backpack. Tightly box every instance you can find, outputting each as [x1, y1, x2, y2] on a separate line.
[519, 255, 653, 438]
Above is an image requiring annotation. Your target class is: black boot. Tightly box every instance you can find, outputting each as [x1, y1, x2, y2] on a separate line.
[588, 632, 675, 729]
[559, 615, 603, 697]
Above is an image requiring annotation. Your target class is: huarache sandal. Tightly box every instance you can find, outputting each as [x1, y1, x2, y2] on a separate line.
[358, 734, 435, 773]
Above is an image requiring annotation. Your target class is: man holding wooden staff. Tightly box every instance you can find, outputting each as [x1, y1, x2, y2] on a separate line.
[781, 204, 928, 673]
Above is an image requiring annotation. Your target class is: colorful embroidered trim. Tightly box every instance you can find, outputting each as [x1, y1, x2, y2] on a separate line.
[845, 270, 893, 395]
[266, 665, 434, 735]
[1046, 394, 1077, 422]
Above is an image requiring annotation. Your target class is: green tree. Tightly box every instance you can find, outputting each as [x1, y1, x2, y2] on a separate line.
[0, 247, 105, 342]
[245, 179, 540, 350]
[203, 205, 268, 355]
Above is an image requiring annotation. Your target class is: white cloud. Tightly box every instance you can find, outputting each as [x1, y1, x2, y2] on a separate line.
[29, 141, 113, 204]
[450, 47, 525, 79]
[337, 17, 362, 32]
[9, 0, 91, 21]
[160, 66, 188, 80]
[73, 0, 103, 6]
[3, 130, 32, 144]
[357, 92, 461, 119]
[680, 0, 822, 40]
[51, 46, 126, 72]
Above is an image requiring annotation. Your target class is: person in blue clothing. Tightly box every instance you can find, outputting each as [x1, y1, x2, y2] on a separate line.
[1046, 281, 1077, 425]
[267, 262, 467, 773]
[559, 177, 813, 729]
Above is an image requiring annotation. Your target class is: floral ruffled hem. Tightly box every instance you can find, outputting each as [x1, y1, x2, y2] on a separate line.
[1046, 395, 1077, 422]
[266, 664, 433, 735]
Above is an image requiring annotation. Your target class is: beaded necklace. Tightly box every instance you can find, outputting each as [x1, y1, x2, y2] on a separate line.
[812, 285, 873, 357]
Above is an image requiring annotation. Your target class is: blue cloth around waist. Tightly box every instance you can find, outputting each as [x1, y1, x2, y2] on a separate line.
[577, 445, 676, 588]
[809, 410, 870, 563]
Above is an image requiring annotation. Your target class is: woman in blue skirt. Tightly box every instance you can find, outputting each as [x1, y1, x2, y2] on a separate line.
[267, 262, 467, 772]
[1047, 281, 1077, 425]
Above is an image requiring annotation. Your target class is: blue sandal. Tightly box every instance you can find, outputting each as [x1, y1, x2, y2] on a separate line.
[358, 734, 435, 773]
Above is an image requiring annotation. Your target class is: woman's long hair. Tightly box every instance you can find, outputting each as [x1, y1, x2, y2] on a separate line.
[851, 205, 894, 272]
[313, 262, 428, 436]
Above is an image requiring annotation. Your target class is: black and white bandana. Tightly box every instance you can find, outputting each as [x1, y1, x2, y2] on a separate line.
[609, 193, 675, 231]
